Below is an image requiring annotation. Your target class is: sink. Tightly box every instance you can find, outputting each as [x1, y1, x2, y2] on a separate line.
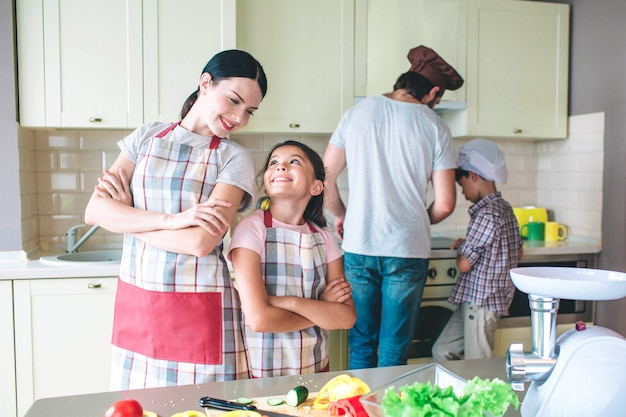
[39, 249, 122, 266]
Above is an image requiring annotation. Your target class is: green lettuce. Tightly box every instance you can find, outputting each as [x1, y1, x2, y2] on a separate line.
[381, 376, 519, 417]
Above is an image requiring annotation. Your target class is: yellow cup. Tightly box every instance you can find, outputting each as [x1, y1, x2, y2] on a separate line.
[545, 221, 567, 241]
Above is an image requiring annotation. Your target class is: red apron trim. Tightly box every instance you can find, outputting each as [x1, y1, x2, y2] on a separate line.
[263, 209, 317, 232]
[112, 278, 223, 364]
[155, 121, 181, 138]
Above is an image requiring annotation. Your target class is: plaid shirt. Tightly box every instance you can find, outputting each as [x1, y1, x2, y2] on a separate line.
[448, 192, 522, 314]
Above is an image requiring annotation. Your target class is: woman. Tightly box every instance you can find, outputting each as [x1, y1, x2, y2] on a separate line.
[85, 49, 267, 388]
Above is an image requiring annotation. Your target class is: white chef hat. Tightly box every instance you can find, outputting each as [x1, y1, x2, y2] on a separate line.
[456, 138, 508, 184]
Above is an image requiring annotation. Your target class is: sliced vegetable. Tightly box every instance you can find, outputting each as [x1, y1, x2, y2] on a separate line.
[313, 374, 371, 410]
[235, 397, 254, 405]
[143, 411, 158, 417]
[286, 386, 309, 406]
[170, 411, 206, 417]
[266, 398, 284, 406]
[381, 376, 520, 417]
[218, 411, 261, 417]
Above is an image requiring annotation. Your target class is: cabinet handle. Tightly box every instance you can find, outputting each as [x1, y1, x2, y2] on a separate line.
[87, 282, 102, 289]
[288, 123, 300, 129]
[513, 128, 522, 134]
[89, 117, 102, 123]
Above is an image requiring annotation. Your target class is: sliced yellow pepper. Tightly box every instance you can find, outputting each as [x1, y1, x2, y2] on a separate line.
[170, 411, 207, 417]
[313, 374, 371, 410]
[143, 411, 158, 417]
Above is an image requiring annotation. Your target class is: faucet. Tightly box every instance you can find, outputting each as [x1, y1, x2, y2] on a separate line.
[66, 224, 100, 253]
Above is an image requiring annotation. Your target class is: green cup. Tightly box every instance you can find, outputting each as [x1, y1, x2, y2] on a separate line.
[520, 221, 545, 241]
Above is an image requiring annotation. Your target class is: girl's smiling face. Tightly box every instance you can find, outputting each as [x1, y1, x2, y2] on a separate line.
[264, 145, 323, 199]
[198, 74, 263, 137]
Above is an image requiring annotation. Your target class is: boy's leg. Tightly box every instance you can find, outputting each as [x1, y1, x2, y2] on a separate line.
[464, 303, 500, 360]
[431, 304, 464, 361]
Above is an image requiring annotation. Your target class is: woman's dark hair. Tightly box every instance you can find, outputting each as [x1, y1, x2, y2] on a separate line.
[181, 49, 268, 118]
[393, 71, 443, 101]
[257, 140, 327, 227]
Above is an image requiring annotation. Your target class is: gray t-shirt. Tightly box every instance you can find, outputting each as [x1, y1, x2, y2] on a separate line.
[119, 121, 255, 211]
[329, 95, 455, 258]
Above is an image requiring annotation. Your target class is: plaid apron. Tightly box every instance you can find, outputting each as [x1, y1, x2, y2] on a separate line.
[244, 209, 329, 378]
[110, 122, 250, 389]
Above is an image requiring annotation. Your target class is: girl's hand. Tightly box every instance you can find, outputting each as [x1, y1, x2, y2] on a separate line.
[95, 168, 133, 206]
[320, 277, 352, 304]
[170, 199, 232, 235]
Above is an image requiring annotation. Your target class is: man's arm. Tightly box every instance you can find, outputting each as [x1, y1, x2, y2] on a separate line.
[323, 144, 348, 237]
[428, 168, 456, 224]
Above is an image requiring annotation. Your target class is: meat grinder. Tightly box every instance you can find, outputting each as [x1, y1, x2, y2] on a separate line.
[505, 266, 626, 417]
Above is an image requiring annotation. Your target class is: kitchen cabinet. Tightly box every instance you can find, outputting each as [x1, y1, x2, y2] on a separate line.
[13, 277, 117, 417]
[0, 281, 17, 417]
[441, 0, 570, 139]
[16, 0, 235, 129]
[362, 0, 465, 105]
[235, 0, 355, 133]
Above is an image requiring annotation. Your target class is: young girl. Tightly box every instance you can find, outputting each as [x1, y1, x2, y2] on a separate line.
[85, 49, 267, 388]
[228, 140, 356, 378]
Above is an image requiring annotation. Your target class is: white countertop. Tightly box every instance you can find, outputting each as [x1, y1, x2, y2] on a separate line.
[0, 235, 601, 280]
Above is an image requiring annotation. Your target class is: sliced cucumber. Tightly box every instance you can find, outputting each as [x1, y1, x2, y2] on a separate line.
[286, 385, 309, 407]
[266, 397, 284, 406]
[236, 396, 254, 405]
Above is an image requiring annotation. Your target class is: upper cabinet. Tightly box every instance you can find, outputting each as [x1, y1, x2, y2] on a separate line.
[441, 0, 570, 139]
[235, 0, 355, 134]
[363, 0, 570, 140]
[362, 0, 466, 105]
[17, 0, 235, 129]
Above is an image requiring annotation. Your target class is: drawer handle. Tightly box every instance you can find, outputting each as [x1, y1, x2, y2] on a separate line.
[288, 123, 300, 129]
[513, 128, 522, 134]
[87, 282, 102, 289]
[89, 117, 102, 123]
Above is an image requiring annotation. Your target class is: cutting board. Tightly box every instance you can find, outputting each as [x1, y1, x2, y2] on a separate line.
[202, 394, 332, 417]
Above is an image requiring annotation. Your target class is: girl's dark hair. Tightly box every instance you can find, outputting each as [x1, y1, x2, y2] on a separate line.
[393, 71, 443, 100]
[181, 49, 268, 118]
[257, 140, 327, 227]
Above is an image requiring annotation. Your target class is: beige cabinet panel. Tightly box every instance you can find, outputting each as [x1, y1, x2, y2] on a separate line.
[364, 0, 465, 104]
[14, 277, 117, 417]
[442, 0, 570, 139]
[17, 0, 143, 129]
[236, 0, 355, 133]
[142, 0, 236, 123]
[0, 281, 16, 417]
[17, 0, 235, 129]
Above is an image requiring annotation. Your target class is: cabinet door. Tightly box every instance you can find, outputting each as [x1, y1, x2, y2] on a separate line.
[14, 277, 117, 417]
[463, 0, 570, 139]
[236, 0, 355, 133]
[142, 0, 236, 123]
[363, 0, 465, 104]
[0, 281, 16, 417]
[17, 0, 143, 128]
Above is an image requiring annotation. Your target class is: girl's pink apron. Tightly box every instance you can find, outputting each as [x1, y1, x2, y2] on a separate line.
[244, 209, 329, 377]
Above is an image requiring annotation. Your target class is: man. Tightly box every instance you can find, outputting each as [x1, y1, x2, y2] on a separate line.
[323, 45, 463, 369]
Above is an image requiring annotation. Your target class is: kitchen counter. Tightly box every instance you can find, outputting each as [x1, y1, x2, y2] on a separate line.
[23, 357, 522, 417]
[0, 234, 601, 280]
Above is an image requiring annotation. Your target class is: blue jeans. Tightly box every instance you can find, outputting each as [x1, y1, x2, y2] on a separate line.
[344, 252, 429, 369]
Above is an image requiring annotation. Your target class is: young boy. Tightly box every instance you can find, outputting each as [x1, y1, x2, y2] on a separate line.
[432, 138, 523, 362]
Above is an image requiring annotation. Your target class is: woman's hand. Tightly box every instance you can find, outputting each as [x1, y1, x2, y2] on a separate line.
[169, 199, 233, 236]
[95, 168, 133, 206]
[320, 276, 352, 304]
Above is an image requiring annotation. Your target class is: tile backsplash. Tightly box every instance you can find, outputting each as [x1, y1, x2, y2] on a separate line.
[18, 112, 604, 254]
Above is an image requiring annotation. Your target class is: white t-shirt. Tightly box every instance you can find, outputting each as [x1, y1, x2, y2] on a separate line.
[329, 95, 456, 258]
[119, 121, 255, 211]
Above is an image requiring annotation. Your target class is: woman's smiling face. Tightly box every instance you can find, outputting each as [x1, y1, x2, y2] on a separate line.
[199, 74, 263, 137]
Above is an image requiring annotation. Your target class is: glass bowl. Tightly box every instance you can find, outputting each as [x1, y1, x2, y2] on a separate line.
[359, 363, 467, 417]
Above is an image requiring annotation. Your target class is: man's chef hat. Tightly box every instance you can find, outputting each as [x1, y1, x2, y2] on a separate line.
[457, 139, 508, 184]
[407, 45, 464, 91]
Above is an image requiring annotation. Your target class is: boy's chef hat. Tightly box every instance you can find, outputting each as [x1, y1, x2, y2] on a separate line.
[457, 138, 508, 184]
